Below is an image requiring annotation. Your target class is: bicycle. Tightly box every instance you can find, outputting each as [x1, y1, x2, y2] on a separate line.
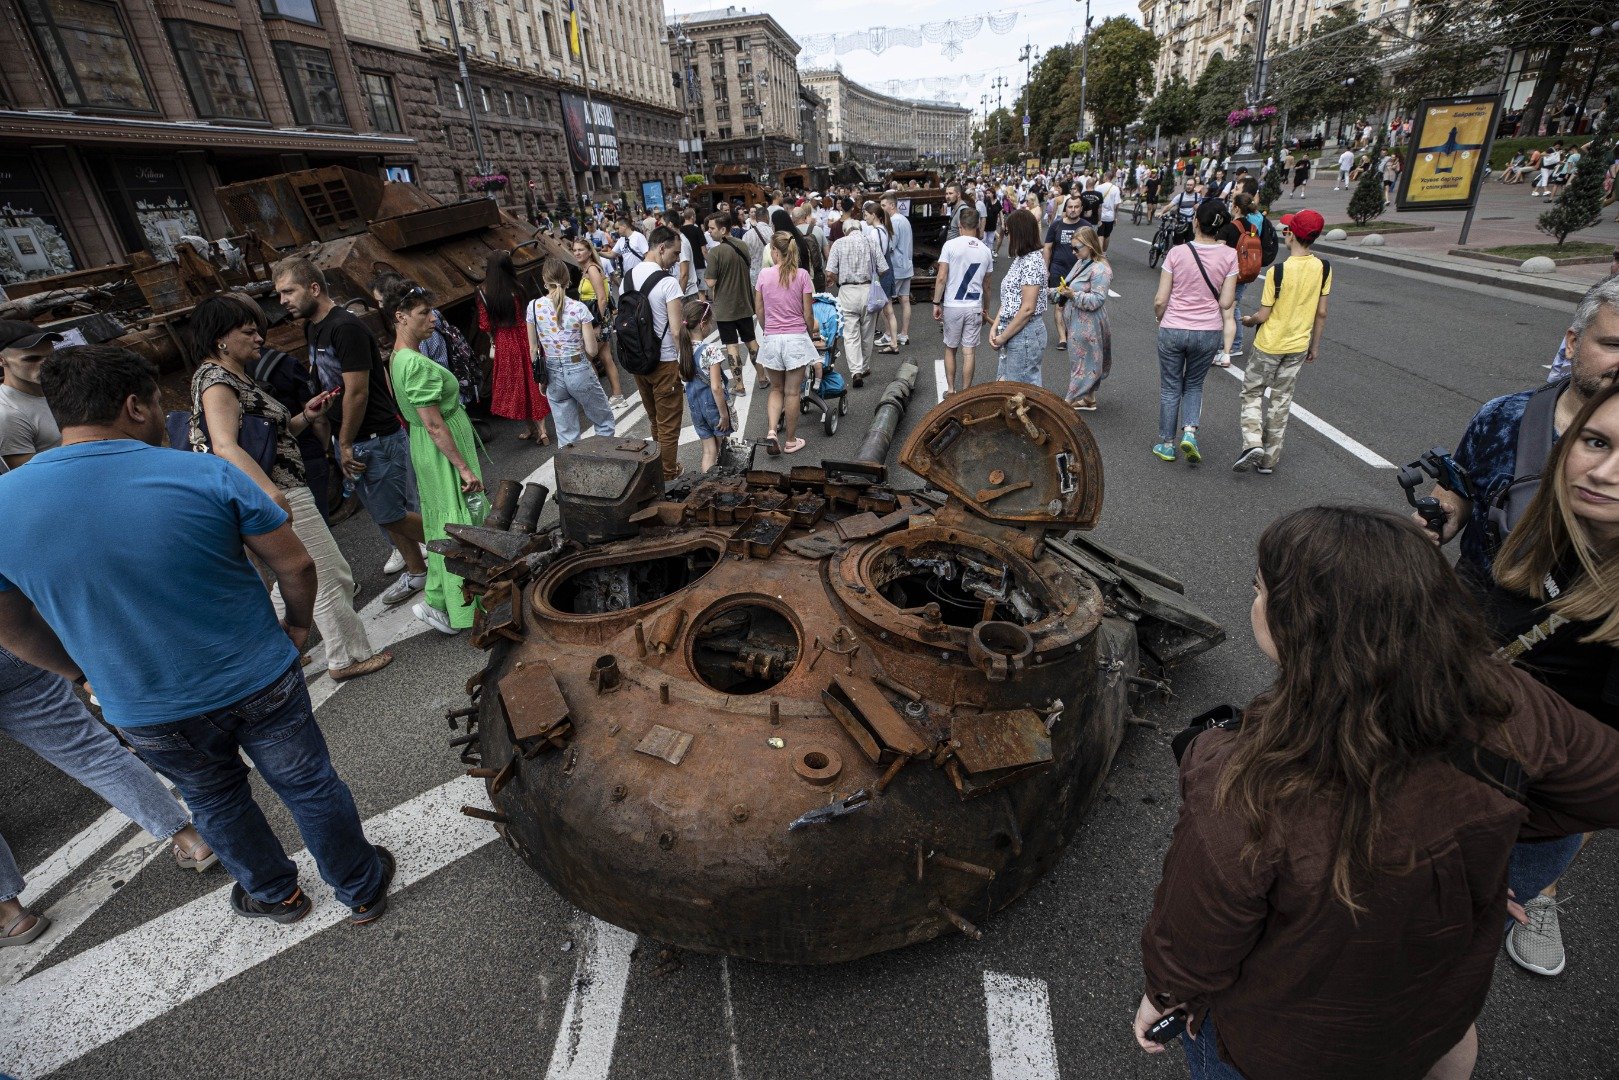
[1130, 196, 1149, 225]
[1146, 213, 1189, 269]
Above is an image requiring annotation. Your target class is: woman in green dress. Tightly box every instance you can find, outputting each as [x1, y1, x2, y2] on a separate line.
[384, 282, 486, 635]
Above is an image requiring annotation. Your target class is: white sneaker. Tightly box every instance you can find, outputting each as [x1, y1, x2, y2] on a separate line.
[379, 571, 425, 607]
[411, 601, 457, 635]
[1506, 895, 1567, 976]
[383, 549, 405, 574]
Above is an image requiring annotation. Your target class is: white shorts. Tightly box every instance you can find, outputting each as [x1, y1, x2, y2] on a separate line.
[941, 306, 983, 349]
[894, 277, 912, 299]
[757, 333, 818, 371]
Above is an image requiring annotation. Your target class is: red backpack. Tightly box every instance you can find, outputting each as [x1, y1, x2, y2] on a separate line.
[1234, 220, 1264, 284]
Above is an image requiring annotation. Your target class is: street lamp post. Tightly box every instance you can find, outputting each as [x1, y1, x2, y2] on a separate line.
[1076, 0, 1093, 151]
[1236, 0, 1274, 160]
[756, 73, 770, 180]
[442, 0, 489, 178]
[1019, 44, 1037, 153]
[672, 26, 698, 175]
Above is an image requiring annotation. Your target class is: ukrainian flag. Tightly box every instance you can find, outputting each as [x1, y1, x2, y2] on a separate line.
[567, 0, 580, 57]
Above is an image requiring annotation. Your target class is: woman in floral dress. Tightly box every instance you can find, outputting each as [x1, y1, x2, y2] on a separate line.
[1058, 225, 1113, 411]
[476, 250, 550, 444]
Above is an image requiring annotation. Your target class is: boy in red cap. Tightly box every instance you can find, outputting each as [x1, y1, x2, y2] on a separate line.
[1232, 208, 1331, 474]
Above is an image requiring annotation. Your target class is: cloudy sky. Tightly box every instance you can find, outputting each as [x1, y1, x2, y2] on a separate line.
[663, 0, 1146, 115]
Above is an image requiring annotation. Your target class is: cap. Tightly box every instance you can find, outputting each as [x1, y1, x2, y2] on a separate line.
[1280, 209, 1324, 242]
[0, 319, 64, 352]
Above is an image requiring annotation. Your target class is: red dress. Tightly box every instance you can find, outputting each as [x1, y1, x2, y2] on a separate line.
[477, 294, 550, 423]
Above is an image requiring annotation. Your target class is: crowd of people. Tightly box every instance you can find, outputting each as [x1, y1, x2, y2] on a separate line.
[4, 150, 1619, 1080]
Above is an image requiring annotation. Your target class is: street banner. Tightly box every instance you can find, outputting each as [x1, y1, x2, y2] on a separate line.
[1396, 94, 1500, 212]
[559, 92, 620, 173]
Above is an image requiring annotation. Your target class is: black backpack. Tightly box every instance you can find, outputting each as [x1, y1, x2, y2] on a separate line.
[612, 268, 671, 376]
[1258, 217, 1280, 266]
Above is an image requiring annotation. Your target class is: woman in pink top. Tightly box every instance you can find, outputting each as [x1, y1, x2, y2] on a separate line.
[754, 230, 824, 455]
[1151, 199, 1237, 464]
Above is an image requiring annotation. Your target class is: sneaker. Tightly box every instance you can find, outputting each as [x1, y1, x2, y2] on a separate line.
[1233, 446, 1266, 472]
[382, 548, 405, 575]
[1507, 895, 1567, 975]
[1056, 340, 1068, 351]
[874, 333, 892, 347]
[329, 651, 395, 682]
[349, 846, 396, 926]
[1152, 442, 1177, 462]
[411, 601, 457, 636]
[609, 394, 626, 407]
[897, 335, 909, 346]
[1179, 429, 1201, 463]
[230, 882, 311, 925]
[379, 571, 426, 607]
[1255, 465, 1274, 475]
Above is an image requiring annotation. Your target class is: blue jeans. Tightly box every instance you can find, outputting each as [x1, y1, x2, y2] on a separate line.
[351, 428, 414, 528]
[996, 317, 1047, 386]
[1505, 833, 1584, 931]
[0, 644, 192, 902]
[115, 661, 382, 907]
[546, 356, 616, 447]
[1158, 327, 1222, 442]
[1184, 1015, 1247, 1080]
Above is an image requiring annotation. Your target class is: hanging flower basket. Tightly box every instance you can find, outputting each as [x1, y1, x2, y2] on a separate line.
[1227, 106, 1278, 128]
[469, 173, 509, 192]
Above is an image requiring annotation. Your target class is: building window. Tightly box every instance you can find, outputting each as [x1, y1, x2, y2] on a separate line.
[19, 0, 156, 113]
[271, 41, 348, 127]
[718, 126, 731, 139]
[522, 93, 532, 117]
[709, 39, 723, 57]
[259, 0, 320, 24]
[167, 21, 265, 121]
[735, 35, 748, 50]
[479, 85, 491, 112]
[737, 57, 751, 77]
[361, 71, 402, 132]
[541, 10, 558, 54]
[502, 89, 514, 115]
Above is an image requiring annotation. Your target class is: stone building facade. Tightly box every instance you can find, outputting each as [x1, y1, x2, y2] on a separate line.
[666, 7, 805, 176]
[801, 69, 971, 169]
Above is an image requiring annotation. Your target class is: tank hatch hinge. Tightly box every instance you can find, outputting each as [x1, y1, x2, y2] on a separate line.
[821, 676, 932, 767]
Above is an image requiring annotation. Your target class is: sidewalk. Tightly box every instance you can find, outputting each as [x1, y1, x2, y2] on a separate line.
[1278, 162, 1618, 298]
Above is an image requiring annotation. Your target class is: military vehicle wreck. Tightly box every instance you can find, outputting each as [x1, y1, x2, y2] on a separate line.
[436, 379, 1221, 965]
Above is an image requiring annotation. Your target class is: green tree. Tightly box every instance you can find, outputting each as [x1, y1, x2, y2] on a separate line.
[1268, 10, 1383, 125]
[1538, 121, 1614, 243]
[1392, 0, 1499, 108]
[1066, 18, 1160, 160]
[1347, 136, 1389, 224]
[975, 107, 1022, 165]
[1013, 44, 1082, 159]
[1481, 0, 1612, 136]
[1193, 48, 1255, 135]
[1142, 74, 1199, 140]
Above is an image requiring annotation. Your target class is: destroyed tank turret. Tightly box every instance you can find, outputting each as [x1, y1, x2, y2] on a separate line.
[434, 380, 1222, 964]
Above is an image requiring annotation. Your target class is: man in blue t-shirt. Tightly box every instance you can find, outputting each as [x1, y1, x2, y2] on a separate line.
[0, 346, 395, 927]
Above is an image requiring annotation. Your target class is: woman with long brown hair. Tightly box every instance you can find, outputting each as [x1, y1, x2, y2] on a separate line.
[754, 229, 822, 455]
[476, 250, 550, 443]
[1057, 224, 1111, 411]
[1136, 505, 1619, 1080]
[1483, 377, 1619, 977]
[569, 236, 627, 406]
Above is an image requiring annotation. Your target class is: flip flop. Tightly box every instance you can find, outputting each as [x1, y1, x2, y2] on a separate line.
[174, 840, 220, 872]
[783, 438, 806, 454]
[0, 910, 50, 948]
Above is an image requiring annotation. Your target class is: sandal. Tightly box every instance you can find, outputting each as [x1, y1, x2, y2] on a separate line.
[783, 438, 806, 454]
[764, 432, 781, 457]
[174, 838, 220, 872]
[0, 909, 50, 948]
[879, 344, 900, 354]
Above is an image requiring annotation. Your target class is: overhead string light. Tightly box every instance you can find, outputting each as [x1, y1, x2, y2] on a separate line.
[798, 10, 1019, 62]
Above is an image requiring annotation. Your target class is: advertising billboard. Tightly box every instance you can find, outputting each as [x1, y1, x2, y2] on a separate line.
[559, 92, 620, 173]
[1396, 95, 1500, 212]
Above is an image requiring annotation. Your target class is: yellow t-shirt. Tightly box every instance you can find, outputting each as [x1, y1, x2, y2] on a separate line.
[578, 274, 596, 305]
[1254, 252, 1330, 356]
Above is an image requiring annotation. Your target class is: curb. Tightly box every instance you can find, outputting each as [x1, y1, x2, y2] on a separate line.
[1313, 240, 1592, 302]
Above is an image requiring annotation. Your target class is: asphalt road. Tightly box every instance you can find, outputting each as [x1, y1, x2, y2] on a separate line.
[3, 217, 1608, 1080]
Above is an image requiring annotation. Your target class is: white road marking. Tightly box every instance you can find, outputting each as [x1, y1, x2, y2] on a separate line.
[984, 970, 1061, 1080]
[16, 800, 146, 911]
[935, 356, 950, 403]
[0, 829, 168, 986]
[0, 776, 498, 1078]
[720, 955, 743, 1080]
[1132, 237, 1151, 245]
[1107, 289, 1122, 298]
[544, 916, 638, 1080]
[1220, 364, 1396, 469]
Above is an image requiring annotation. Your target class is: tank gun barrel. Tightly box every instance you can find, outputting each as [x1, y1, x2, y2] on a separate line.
[854, 360, 920, 465]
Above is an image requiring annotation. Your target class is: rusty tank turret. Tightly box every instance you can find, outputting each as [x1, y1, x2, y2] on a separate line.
[433, 381, 1222, 964]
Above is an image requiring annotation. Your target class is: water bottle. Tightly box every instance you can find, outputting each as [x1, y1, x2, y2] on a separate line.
[467, 490, 491, 525]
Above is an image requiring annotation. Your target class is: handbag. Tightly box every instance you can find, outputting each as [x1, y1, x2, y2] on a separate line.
[864, 240, 887, 314]
[168, 408, 278, 476]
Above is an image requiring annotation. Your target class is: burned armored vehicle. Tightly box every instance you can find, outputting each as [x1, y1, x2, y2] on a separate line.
[436, 380, 1221, 965]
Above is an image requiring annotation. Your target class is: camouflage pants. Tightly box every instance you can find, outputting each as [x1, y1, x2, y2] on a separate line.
[1239, 347, 1308, 467]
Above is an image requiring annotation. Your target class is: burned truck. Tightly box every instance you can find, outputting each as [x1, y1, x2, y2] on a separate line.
[434, 378, 1222, 965]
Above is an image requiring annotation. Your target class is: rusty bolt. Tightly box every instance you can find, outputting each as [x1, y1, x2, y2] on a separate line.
[659, 682, 670, 704]
[611, 784, 628, 802]
[731, 805, 750, 823]
[769, 700, 781, 726]
[988, 468, 1005, 485]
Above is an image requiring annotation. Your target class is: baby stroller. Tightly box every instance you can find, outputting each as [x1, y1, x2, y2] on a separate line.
[799, 292, 850, 437]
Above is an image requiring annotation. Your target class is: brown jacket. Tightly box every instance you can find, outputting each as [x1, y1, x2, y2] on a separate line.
[1141, 666, 1619, 1080]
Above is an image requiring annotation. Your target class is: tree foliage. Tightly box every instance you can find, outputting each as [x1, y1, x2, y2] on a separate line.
[975, 107, 1021, 164]
[1391, 0, 1499, 108]
[1014, 44, 1082, 159]
[1070, 18, 1160, 142]
[1479, 0, 1614, 135]
[1347, 136, 1389, 224]
[1268, 10, 1383, 124]
[1539, 121, 1613, 243]
[1193, 48, 1255, 134]
[1142, 74, 1199, 138]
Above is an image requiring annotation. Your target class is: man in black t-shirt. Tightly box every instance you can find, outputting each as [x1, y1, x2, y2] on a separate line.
[1042, 197, 1087, 351]
[274, 257, 429, 608]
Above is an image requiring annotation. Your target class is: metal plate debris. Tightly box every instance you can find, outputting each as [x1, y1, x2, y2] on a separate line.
[635, 725, 695, 766]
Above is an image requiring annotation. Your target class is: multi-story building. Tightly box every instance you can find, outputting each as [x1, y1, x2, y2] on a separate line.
[0, 0, 416, 284]
[1140, 0, 1413, 90]
[0, 0, 685, 287]
[912, 100, 973, 165]
[801, 69, 971, 169]
[666, 6, 804, 176]
[395, 0, 683, 210]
